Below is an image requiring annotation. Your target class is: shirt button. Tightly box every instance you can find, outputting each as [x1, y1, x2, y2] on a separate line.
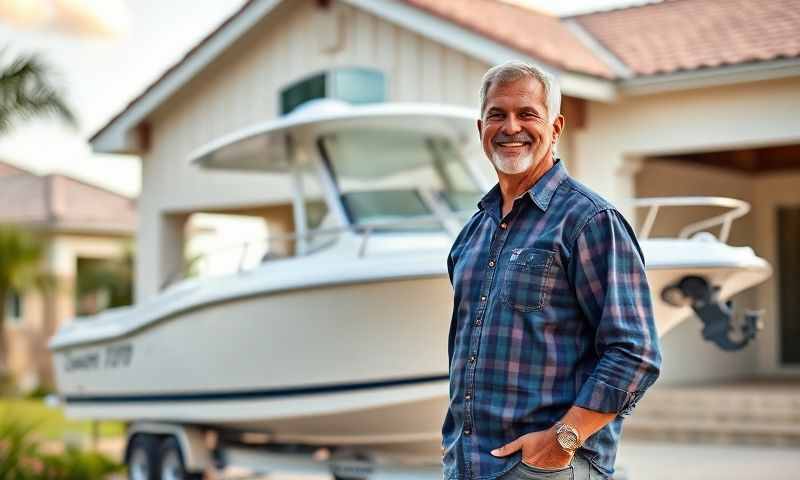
[465, 393, 471, 400]
[464, 428, 471, 435]
[488, 260, 495, 267]
[469, 356, 476, 364]
[500, 222, 507, 229]
[480, 295, 487, 302]
[475, 319, 482, 326]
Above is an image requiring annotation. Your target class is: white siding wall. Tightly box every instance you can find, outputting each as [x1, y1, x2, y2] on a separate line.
[138, 0, 490, 300]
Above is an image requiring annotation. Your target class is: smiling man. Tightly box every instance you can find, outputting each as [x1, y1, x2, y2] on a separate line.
[441, 61, 661, 480]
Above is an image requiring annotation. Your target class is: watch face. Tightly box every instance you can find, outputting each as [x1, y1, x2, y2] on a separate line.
[556, 425, 580, 451]
[557, 431, 579, 450]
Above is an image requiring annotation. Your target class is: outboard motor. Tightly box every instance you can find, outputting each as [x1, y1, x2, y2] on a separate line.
[661, 276, 763, 351]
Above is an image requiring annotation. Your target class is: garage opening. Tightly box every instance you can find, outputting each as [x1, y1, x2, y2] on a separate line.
[635, 142, 800, 380]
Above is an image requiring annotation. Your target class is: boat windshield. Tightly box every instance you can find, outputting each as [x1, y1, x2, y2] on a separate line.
[319, 129, 482, 231]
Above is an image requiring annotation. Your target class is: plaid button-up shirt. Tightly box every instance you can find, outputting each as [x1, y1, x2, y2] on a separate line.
[441, 160, 661, 479]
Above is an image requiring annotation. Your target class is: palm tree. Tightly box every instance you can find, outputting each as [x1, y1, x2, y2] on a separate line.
[0, 225, 44, 383]
[0, 51, 76, 134]
[0, 51, 75, 388]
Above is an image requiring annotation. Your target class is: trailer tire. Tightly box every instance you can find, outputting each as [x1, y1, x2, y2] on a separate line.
[160, 436, 204, 480]
[127, 434, 161, 480]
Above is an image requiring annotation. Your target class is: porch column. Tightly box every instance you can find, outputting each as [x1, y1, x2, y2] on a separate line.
[158, 213, 190, 293]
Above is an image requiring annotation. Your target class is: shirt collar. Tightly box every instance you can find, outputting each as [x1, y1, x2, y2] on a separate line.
[478, 159, 568, 217]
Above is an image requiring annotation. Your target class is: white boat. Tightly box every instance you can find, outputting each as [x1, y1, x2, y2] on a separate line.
[49, 100, 770, 458]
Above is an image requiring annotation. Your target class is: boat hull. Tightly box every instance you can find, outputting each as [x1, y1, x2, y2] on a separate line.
[51, 242, 771, 457]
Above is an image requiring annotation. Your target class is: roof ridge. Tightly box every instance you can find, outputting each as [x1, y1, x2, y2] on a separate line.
[564, 0, 668, 19]
[494, 0, 555, 18]
[562, 18, 632, 78]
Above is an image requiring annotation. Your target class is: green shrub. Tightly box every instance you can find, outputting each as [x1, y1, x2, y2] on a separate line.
[0, 371, 17, 397]
[0, 415, 40, 480]
[0, 413, 123, 479]
[37, 447, 123, 480]
[24, 386, 54, 401]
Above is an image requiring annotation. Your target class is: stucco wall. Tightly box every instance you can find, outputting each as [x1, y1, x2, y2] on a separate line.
[753, 172, 800, 376]
[571, 76, 800, 217]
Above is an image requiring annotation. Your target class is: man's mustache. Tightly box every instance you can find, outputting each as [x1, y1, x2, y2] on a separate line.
[492, 132, 533, 143]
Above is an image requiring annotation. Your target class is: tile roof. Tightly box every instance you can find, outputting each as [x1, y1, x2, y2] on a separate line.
[574, 0, 800, 76]
[0, 171, 136, 235]
[405, 0, 615, 78]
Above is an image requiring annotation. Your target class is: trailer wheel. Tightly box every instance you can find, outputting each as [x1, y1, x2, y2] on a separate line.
[128, 434, 160, 480]
[160, 436, 203, 480]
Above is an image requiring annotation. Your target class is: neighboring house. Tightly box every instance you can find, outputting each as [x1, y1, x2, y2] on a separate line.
[0, 161, 136, 390]
[89, 0, 800, 385]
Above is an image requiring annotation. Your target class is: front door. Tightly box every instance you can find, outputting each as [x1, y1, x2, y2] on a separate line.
[778, 207, 800, 365]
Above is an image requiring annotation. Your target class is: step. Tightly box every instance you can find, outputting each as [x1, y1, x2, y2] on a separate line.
[622, 383, 800, 446]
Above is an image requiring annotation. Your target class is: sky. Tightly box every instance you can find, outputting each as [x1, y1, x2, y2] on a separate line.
[0, 0, 655, 198]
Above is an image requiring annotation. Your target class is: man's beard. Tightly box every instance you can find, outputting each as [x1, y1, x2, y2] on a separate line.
[491, 150, 536, 175]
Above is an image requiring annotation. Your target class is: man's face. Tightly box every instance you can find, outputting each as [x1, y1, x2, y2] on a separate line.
[477, 77, 563, 176]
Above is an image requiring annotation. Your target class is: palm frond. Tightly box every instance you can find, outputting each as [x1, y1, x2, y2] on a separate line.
[0, 225, 45, 292]
[0, 52, 77, 134]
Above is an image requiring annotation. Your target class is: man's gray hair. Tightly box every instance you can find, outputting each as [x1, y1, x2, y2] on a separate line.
[479, 61, 561, 122]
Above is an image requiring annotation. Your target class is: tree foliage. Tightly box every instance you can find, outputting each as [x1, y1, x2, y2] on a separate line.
[0, 51, 76, 134]
[0, 225, 45, 376]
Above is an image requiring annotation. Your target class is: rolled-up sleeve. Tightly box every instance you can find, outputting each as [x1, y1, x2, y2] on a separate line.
[569, 209, 661, 417]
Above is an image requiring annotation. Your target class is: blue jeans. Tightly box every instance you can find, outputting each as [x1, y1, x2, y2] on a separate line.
[498, 455, 606, 480]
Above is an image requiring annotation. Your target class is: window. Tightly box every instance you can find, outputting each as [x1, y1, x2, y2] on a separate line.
[328, 68, 385, 106]
[280, 68, 386, 115]
[281, 72, 326, 115]
[5, 290, 22, 325]
[320, 129, 481, 231]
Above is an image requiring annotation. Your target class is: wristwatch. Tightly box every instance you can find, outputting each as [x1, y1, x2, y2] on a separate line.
[554, 422, 581, 453]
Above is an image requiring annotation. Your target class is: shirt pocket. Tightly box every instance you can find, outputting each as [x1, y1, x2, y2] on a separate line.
[501, 247, 556, 313]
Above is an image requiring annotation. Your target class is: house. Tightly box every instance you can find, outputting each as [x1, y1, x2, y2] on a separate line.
[88, 0, 800, 386]
[0, 160, 136, 390]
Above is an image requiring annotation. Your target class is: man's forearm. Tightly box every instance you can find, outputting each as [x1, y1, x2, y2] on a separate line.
[559, 405, 617, 443]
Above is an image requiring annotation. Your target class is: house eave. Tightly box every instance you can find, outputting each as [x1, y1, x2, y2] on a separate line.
[620, 58, 800, 96]
[89, 0, 285, 154]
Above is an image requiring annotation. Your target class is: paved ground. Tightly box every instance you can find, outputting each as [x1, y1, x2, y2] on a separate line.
[616, 440, 800, 480]
[207, 441, 800, 480]
[102, 438, 800, 479]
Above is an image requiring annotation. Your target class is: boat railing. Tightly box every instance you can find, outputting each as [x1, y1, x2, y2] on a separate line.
[162, 215, 460, 289]
[634, 196, 751, 242]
